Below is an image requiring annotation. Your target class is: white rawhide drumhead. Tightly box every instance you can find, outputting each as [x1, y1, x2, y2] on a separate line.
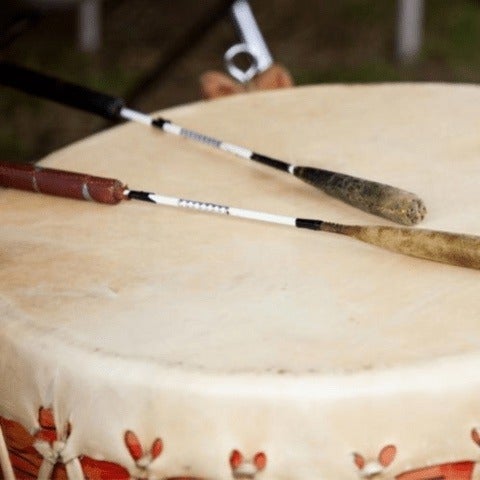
[1, 84, 480, 480]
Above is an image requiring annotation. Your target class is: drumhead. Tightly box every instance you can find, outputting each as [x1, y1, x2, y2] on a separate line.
[1, 84, 480, 479]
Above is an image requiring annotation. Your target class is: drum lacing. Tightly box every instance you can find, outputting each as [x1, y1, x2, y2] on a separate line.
[230, 450, 267, 480]
[129, 454, 162, 480]
[33, 440, 84, 480]
[356, 460, 384, 478]
[124, 430, 163, 480]
[352, 445, 397, 479]
[33, 406, 85, 480]
[34, 438, 84, 480]
[35, 439, 65, 464]
[0, 422, 15, 480]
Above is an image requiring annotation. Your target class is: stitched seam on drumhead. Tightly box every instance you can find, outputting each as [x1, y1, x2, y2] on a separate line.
[0, 422, 15, 480]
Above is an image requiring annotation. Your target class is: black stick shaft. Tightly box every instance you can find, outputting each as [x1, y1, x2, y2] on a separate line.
[0, 61, 125, 120]
[150, 117, 427, 226]
[0, 62, 427, 225]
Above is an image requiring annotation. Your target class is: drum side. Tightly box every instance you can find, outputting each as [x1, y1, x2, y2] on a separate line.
[2, 84, 480, 480]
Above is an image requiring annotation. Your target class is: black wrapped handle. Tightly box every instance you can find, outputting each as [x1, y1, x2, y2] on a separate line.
[0, 61, 125, 120]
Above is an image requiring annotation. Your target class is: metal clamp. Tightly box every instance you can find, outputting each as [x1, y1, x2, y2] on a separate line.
[224, 0, 273, 83]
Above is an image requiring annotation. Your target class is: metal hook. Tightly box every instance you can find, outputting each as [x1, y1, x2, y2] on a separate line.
[224, 42, 260, 84]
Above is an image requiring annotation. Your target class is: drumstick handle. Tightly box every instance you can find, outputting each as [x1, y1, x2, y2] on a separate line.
[2, 162, 479, 270]
[319, 222, 480, 270]
[0, 61, 125, 120]
[0, 162, 125, 204]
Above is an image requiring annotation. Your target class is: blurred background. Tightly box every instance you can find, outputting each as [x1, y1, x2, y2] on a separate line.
[1, 0, 480, 163]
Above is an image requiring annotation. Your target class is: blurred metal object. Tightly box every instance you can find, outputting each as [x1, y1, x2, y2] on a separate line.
[19, 0, 102, 52]
[78, 0, 101, 52]
[224, 0, 273, 84]
[396, 0, 424, 64]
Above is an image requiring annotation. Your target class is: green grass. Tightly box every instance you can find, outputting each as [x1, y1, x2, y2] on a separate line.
[3, 0, 480, 162]
[295, 1, 480, 86]
[297, 61, 404, 85]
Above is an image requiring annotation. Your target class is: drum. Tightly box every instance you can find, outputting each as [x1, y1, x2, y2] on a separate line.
[1, 84, 480, 480]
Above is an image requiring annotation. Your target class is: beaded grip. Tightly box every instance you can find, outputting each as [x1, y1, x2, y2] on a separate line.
[0, 163, 125, 204]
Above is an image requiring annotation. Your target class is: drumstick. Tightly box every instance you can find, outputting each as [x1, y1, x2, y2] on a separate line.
[0, 61, 426, 226]
[0, 162, 478, 270]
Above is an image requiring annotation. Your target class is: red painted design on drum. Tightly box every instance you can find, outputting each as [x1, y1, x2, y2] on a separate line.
[229, 449, 267, 478]
[0, 415, 64, 479]
[352, 444, 397, 477]
[396, 460, 475, 480]
[379, 445, 397, 468]
[151, 437, 164, 460]
[0, 415, 130, 479]
[230, 449, 244, 469]
[35, 408, 57, 444]
[38, 407, 55, 429]
[3, 412, 479, 480]
[123, 429, 164, 479]
[80, 456, 130, 479]
[253, 452, 267, 471]
[0, 415, 199, 479]
[34, 407, 72, 444]
[393, 430, 480, 480]
[472, 427, 480, 447]
[353, 452, 366, 470]
[124, 429, 163, 462]
[125, 430, 144, 461]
